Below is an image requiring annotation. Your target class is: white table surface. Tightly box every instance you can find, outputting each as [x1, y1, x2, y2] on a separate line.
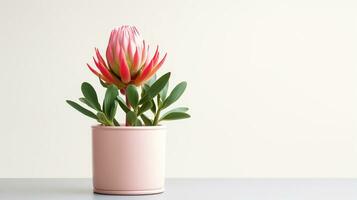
[0, 179, 356, 200]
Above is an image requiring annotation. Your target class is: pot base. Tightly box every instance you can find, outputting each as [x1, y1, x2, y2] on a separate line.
[94, 187, 164, 195]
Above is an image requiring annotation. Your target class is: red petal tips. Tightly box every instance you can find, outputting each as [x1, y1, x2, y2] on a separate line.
[118, 48, 131, 83]
[87, 63, 111, 83]
[92, 57, 115, 83]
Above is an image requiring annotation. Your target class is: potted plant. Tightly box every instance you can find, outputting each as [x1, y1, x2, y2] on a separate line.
[66, 26, 190, 195]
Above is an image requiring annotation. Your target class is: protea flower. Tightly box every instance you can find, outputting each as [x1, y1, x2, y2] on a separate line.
[87, 25, 167, 89]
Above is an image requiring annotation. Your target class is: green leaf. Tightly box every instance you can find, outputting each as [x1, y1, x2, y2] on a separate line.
[97, 112, 113, 126]
[141, 84, 150, 97]
[103, 85, 119, 117]
[161, 107, 189, 117]
[138, 101, 152, 115]
[150, 99, 157, 113]
[135, 119, 143, 126]
[81, 82, 101, 111]
[157, 94, 163, 108]
[159, 112, 190, 121]
[113, 118, 120, 126]
[171, 107, 189, 112]
[116, 96, 130, 113]
[66, 100, 97, 120]
[141, 114, 152, 126]
[126, 111, 137, 126]
[139, 72, 171, 104]
[162, 81, 187, 109]
[159, 82, 169, 101]
[108, 101, 118, 121]
[126, 85, 139, 108]
[79, 97, 97, 110]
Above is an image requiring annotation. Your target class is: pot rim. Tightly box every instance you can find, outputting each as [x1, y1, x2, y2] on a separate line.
[91, 124, 166, 130]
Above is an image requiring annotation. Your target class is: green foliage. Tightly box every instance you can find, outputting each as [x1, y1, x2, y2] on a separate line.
[126, 85, 139, 108]
[138, 101, 152, 115]
[135, 119, 143, 126]
[141, 114, 152, 126]
[125, 110, 143, 126]
[162, 81, 187, 109]
[66, 72, 190, 126]
[108, 101, 118, 121]
[79, 97, 96, 110]
[66, 83, 119, 126]
[161, 107, 189, 119]
[66, 100, 97, 120]
[97, 112, 113, 125]
[103, 85, 118, 117]
[150, 99, 157, 113]
[160, 107, 190, 121]
[116, 96, 130, 113]
[159, 82, 169, 101]
[160, 112, 190, 121]
[139, 72, 171, 104]
[81, 82, 101, 111]
[126, 111, 137, 126]
[113, 119, 119, 126]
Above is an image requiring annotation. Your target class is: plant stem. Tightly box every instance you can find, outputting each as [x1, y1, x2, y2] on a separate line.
[153, 95, 161, 125]
[153, 108, 161, 125]
[125, 89, 131, 126]
[113, 118, 120, 126]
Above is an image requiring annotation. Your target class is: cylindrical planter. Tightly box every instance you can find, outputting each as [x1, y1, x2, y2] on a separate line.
[92, 125, 166, 195]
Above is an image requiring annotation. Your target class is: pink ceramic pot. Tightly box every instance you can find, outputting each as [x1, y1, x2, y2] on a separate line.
[92, 125, 166, 195]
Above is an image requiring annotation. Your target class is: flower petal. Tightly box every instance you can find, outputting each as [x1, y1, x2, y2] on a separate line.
[95, 48, 108, 68]
[106, 45, 114, 67]
[150, 53, 167, 76]
[132, 47, 140, 72]
[114, 38, 121, 64]
[87, 63, 111, 83]
[92, 57, 115, 83]
[134, 58, 154, 85]
[152, 46, 159, 65]
[141, 53, 167, 84]
[127, 37, 134, 61]
[119, 48, 131, 83]
[141, 41, 148, 66]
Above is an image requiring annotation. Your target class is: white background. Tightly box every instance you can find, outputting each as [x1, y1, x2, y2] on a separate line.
[0, 0, 356, 178]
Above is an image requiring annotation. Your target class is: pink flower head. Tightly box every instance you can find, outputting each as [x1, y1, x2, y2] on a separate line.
[87, 25, 167, 89]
